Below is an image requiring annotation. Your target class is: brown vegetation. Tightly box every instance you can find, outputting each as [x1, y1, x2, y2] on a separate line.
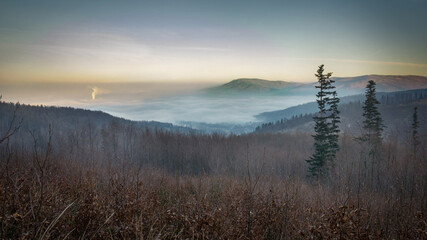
[0, 102, 426, 239]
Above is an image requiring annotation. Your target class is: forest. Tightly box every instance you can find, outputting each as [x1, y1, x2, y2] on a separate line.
[256, 88, 427, 134]
[0, 78, 426, 239]
[2, 0, 427, 238]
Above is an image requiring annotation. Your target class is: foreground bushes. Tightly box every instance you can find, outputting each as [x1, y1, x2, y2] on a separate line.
[1, 159, 425, 239]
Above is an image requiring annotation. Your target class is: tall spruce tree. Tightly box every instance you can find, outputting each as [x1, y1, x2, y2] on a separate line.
[361, 80, 384, 144]
[307, 65, 340, 179]
[360, 80, 384, 186]
[325, 79, 340, 169]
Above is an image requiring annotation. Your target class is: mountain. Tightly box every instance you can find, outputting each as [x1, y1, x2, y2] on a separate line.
[206, 78, 302, 94]
[207, 75, 427, 96]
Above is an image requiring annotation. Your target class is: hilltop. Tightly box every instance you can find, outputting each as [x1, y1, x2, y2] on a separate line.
[207, 75, 427, 96]
[206, 78, 302, 94]
[332, 74, 427, 92]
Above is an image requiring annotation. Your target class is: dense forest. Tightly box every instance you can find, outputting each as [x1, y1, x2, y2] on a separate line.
[256, 88, 427, 122]
[0, 85, 426, 238]
[255, 88, 427, 137]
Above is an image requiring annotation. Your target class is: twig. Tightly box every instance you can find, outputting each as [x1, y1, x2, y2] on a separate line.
[39, 201, 75, 240]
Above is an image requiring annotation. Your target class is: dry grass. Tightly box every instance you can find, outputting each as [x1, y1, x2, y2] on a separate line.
[1, 158, 426, 239]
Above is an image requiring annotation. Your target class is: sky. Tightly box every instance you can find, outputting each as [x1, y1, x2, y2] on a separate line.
[1, 0, 427, 84]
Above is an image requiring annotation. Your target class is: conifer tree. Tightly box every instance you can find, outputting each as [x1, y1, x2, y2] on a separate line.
[325, 80, 340, 169]
[307, 65, 340, 179]
[359, 80, 384, 186]
[361, 80, 384, 144]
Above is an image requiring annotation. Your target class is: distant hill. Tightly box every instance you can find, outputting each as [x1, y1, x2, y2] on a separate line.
[255, 94, 365, 122]
[333, 75, 427, 92]
[207, 75, 427, 96]
[0, 102, 196, 138]
[206, 78, 302, 94]
[254, 88, 427, 138]
[297, 75, 427, 96]
[179, 121, 260, 135]
[256, 88, 427, 122]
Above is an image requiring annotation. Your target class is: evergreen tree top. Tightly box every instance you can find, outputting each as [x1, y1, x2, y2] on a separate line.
[361, 80, 384, 140]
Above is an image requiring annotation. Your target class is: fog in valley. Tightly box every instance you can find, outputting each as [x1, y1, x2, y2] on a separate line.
[1, 81, 314, 126]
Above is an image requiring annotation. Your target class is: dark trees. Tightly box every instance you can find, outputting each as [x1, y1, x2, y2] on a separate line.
[307, 65, 340, 179]
[359, 80, 384, 186]
[361, 80, 384, 144]
[326, 80, 341, 170]
[0, 97, 22, 145]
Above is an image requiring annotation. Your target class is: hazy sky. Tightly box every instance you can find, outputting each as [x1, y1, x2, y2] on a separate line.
[1, 0, 427, 83]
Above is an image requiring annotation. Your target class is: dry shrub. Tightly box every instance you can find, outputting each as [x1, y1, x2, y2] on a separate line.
[1, 157, 426, 239]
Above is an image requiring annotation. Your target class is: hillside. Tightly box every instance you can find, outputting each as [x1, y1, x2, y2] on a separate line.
[207, 75, 427, 96]
[254, 88, 427, 138]
[256, 88, 427, 122]
[255, 94, 365, 122]
[0, 102, 195, 138]
[206, 78, 302, 94]
[332, 74, 427, 92]
[298, 75, 427, 96]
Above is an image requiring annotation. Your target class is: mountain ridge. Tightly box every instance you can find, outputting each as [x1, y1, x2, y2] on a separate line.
[207, 78, 302, 94]
[256, 88, 427, 122]
[0, 101, 197, 136]
[254, 88, 427, 136]
[208, 75, 427, 96]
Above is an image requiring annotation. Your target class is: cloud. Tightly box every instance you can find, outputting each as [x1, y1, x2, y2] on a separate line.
[94, 94, 314, 123]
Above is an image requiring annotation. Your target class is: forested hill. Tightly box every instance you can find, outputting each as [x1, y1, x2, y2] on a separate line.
[0, 102, 196, 137]
[207, 75, 427, 96]
[254, 88, 427, 138]
[206, 78, 302, 94]
[256, 88, 427, 122]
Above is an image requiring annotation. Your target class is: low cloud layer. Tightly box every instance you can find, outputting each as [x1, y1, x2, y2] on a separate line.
[96, 94, 313, 124]
[1, 81, 314, 125]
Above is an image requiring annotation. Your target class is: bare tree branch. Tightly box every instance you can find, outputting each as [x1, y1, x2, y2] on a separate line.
[0, 99, 23, 144]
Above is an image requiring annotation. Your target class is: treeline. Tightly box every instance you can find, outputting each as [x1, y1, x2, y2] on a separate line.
[379, 88, 427, 105]
[0, 103, 310, 176]
[256, 88, 427, 123]
[0, 101, 195, 137]
[255, 113, 313, 133]
[255, 88, 427, 137]
[0, 92, 425, 179]
[0, 97, 425, 184]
